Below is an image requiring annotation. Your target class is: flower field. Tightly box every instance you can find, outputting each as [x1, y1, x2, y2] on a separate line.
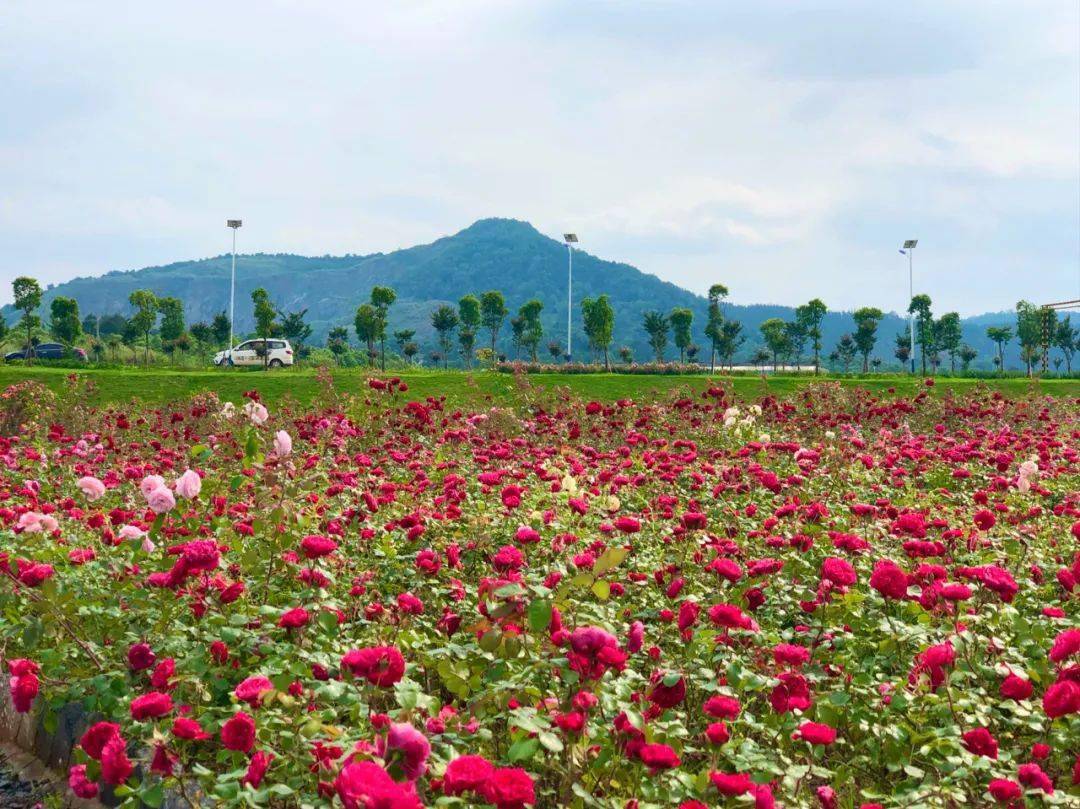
[1, 379, 1078, 808]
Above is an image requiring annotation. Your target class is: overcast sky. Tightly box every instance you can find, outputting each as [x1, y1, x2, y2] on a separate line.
[1, 1, 1077, 314]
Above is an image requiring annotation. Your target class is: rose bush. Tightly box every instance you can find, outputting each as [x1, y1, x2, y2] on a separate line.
[0, 381, 1077, 807]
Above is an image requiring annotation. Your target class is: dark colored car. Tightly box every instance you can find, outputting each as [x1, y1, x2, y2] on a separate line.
[4, 342, 87, 362]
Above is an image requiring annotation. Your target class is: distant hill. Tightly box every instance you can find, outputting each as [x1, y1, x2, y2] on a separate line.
[0, 218, 1043, 368]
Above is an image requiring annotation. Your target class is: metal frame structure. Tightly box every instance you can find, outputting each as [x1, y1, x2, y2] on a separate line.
[1040, 299, 1080, 373]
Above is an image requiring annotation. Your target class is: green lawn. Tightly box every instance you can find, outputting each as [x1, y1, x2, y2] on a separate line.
[0, 365, 1075, 409]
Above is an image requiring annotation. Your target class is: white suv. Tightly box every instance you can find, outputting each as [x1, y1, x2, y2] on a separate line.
[214, 339, 295, 368]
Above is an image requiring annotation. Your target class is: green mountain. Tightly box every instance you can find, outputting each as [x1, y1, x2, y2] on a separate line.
[2, 218, 1039, 368]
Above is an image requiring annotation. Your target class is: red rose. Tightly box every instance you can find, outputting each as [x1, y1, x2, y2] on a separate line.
[340, 646, 406, 687]
[1000, 673, 1033, 700]
[100, 734, 133, 785]
[335, 761, 421, 809]
[481, 767, 536, 809]
[300, 534, 338, 559]
[638, 743, 680, 771]
[987, 779, 1021, 801]
[130, 691, 174, 721]
[172, 716, 211, 740]
[961, 727, 998, 759]
[870, 560, 908, 600]
[1043, 680, 1080, 718]
[443, 755, 494, 796]
[234, 676, 274, 707]
[794, 721, 837, 746]
[709, 771, 752, 795]
[221, 711, 256, 753]
[242, 750, 274, 788]
[278, 607, 310, 628]
[68, 764, 99, 798]
[80, 721, 121, 760]
[127, 642, 156, 671]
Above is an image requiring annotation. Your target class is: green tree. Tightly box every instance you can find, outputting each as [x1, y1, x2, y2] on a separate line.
[128, 289, 159, 366]
[510, 316, 526, 359]
[98, 313, 128, 337]
[893, 332, 912, 367]
[393, 329, 416, 362]
[0, 314, 8, 349]
[852, 307, 883, 373]
[704, 284, 729, 371]
[354, 304, 380, 366]
[517, 299, 544, 362]
[618, 346, 633, 364]
[431, 305, 459, 368]
[1053, 316, 1077, 373]
[12, 276, 43, 362]
[480, 291, 508, 365]
[327, 326, 350, 364]
[794, 298, 827, 374]
[49, 296, 82, 349]
[250, 288, 278, 370]
[157, 297, 186, 356]
[716, 320, 744, 370]
[211, 312, 231, 349]
[82, 313, 99, 338]
[986, 325, 1012, 373]
[934, 311, 962, 374]
[190, 322, 213, 346]
[1015, 300, 1044, 377]
[278, 309, 313, 358]
[907, 294, 934, 375]
[759, 317, 791, 371]
[581, 294, 615, 370]
[458, 295, 481, 368]
[370, 286, 397, 370]
[642, 310, 670, 363]
[831, 333, 857, 373]
[958, 344, 978, 371]
[669, 307, 694, 363]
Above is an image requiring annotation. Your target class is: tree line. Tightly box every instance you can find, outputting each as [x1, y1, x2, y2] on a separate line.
[3, 274, 1077, 375]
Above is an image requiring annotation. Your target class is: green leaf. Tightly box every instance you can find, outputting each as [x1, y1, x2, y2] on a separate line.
[508, 737, 540, 762]
[594, 547, 628, 576]
[527, 599, 553, 632]
[479, 628, 502, 653]
[591, 580, 611, 600]
[538, 731, 564, 752]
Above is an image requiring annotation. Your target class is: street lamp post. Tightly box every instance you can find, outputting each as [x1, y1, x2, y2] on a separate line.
[900, 239, 917, 374]
[564, 233, 578, 362]
[227, 220, 242, 359]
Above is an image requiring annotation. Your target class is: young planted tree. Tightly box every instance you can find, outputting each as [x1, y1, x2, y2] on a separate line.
[985, 326, 1012, 374]
[795, 298, 827, 374]
[250, 288, 278, 370]
[907, 294, 934, 375]
[617, 346, 634, 365]
[958, 344, 978, 371]
[49, 296, 82, 350]
[370, 286, 397, 370]
[458, 295, 481, 369]
[128, 289, 159, 366]
[327, 326, 350, 364]
[642, 311, 670, 363]
[157, 297, 186, 358]
[852, 307, 883, 373]
[934, 312, 962, 374]
[480, 291, 508, 365]
[704, 284, 729, 372]
[759, 317, 791, 371]
[190, 322, 213, 348]
[894, 332, 912, 367]
[279, 309, 313, 359]
[510, 316, 526, 359]
[354, 305, 380, 366]
[669, 308, 694, 363]
[1015, 300, 1046, 377]
[547, 341, 562, 361]
[211, 312, 232, 349]
[580, 294, 615, 370]
[517, 299, 544, 362]
[393, 330, 416, 364]
[431, 305, 459, 369]
[1054, 316, 1077, 373]
[12, 276, 42, 362]
[831, 334, 857, 373]
[717, 320, 744, 370]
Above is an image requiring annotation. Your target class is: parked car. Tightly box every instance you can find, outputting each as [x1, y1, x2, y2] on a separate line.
[214, 339, 294, 367]
[4, 342, 87, 362]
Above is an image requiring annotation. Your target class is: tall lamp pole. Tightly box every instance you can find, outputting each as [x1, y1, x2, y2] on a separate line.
[564, 233, 578, 362]
[227, 220, 242, 358]
[900, 239, 917, 374]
